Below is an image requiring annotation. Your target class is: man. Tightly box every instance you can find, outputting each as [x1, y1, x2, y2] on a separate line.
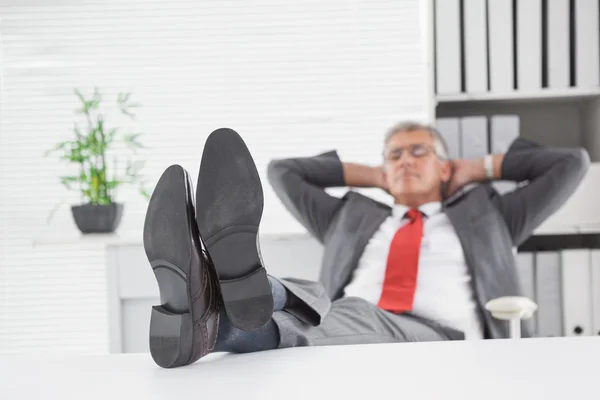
[143, 123, 589, 368]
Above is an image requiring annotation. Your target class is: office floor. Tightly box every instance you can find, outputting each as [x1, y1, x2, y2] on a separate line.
[2, 336, 599, 400]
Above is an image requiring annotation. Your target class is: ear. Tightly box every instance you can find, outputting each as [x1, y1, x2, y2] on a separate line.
[380, 165, 389, 187]
[439, 159, 453, 183]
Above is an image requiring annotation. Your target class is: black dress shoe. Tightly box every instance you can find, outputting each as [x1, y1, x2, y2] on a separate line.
[195, 128, 274, 331]
[143, 164, 220, 368]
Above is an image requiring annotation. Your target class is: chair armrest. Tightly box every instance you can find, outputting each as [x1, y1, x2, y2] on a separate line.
[485, 296, 537, 320]
[485, 296, 538, 339]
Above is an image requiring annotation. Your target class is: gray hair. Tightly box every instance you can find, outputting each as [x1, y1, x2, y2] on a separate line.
[383, 121, 449, 160]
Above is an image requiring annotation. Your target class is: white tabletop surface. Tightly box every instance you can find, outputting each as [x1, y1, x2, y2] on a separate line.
[2, 336, 599, 400]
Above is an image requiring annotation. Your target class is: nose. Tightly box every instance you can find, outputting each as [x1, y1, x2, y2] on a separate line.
[398, 151, 416, 165]
[392, 155, 415, 176]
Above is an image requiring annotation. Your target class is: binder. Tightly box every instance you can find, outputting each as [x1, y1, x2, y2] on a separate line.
[434, 0, 462, 94]
[516, 0, 542, 91]
[459, 116, 488, 159]
[535, 251, 563, 337]
[590, 250, 600, 336]
[463, 0, 488, 93]
[490, 115, 519, 194]
[487, 0, 514, 93]
[490, 115, 519, 153]
[575, 0, 600, 88]
[560, 249, 593, 337]
[547, 0, 570, 89]
[435, 118, 461, 159]
[516, 252, 537, 335]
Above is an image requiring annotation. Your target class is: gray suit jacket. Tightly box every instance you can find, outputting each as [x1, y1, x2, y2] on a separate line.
[267, 138, 590, 339]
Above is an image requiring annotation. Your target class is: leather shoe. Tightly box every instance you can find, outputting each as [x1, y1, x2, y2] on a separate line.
[195, 128, 274, 331]
[143, 164, 220, 368]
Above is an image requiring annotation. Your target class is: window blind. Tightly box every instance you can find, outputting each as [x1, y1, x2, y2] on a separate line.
[0, 0, 432, 353]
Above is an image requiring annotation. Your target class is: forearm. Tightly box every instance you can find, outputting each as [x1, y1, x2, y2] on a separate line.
[268, 151, 346, 189]
[487, 139, 590, 245]
[461, 154, 505, 182]
[342, 162, 384, 188]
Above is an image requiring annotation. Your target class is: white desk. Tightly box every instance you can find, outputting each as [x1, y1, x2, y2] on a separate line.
[2, 336, 599, 400]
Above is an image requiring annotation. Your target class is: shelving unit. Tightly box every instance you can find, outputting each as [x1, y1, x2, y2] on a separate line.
[432, 0, 600, 217]
[430, 0, 600, 339]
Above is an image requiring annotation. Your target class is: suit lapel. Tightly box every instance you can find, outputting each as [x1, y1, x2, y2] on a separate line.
[443, 188, 479, 278]
[328, 192, 391, 298]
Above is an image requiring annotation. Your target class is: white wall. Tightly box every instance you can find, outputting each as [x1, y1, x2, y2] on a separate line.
[0, 0, 433, 354]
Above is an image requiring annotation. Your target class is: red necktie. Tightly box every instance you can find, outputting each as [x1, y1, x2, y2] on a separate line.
[377, 209, 424, 312]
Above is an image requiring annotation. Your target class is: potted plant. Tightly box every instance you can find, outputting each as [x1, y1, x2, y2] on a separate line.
[46, 88, 149, 234]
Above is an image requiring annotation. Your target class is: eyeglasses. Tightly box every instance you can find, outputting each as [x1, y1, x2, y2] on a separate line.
[384, 143, 435, 162]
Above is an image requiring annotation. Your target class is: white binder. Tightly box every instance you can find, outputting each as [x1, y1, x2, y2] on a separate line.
[490, 115, 519, 194]
[560, 249, 593, 337]
[460, 116, 488, 159]
[590, 250, 600, 336]
[547, 0, 570, 89]
[490, 115, 519, 153]
[535, 251, 563, 337]
[487, 0, 514, 93]
[575, 0, 600, 88]
[516, 0, 542, 91]
[435, 0, 462, 94]
[463, 0, 488, 93]
[516, 252, 536, 335]
[435, 118, 461, 159]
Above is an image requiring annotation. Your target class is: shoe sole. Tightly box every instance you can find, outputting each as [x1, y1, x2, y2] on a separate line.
[196, 128, 273, 331]
[143, 165, 200, 368]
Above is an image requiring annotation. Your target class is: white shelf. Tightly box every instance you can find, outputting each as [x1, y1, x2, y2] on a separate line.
[437, 88, 600, 104]
[533, 224, 600, 236]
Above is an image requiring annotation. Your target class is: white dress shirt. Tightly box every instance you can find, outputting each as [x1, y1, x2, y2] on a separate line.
[343, 202, 484, 340]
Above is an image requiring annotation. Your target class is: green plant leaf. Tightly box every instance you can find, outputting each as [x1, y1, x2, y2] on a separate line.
[117, 92, 131, 104]
[44, 140, 72, 157]
[60, 175, 80, 190]
[106, 127, 118, 144]
[74, 88, 86, 106]
[48, 87, 148, 206]
[139, 185, 151, 200]
[73, 124, 85, 141]
[46, 200, 66, 224]
[117, 92, 141, 119]
[124, 133, 145, 151]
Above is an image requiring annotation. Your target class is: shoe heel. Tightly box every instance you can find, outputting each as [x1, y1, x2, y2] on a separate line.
[219, 267, 273, 331]
[149, 305, 193, 368]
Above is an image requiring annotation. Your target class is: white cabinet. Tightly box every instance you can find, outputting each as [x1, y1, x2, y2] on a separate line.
[106, 234, 323, 353]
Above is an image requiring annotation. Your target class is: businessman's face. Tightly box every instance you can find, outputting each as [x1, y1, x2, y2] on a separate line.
[383, 130, 451, 200]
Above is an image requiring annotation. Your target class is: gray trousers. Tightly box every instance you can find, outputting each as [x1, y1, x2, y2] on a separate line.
[272, 277, 465, 348]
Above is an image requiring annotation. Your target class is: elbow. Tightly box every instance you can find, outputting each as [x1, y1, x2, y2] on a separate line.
[267, 159, 284, 186]
[267, 158, 295, 189]
[571, 147, 591, 181]
[556, 148, 591, 199]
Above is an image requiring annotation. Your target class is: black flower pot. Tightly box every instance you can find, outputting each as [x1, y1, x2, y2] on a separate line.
[71, 203, 124, 234]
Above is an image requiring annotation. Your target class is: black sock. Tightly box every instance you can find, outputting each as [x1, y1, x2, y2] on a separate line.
[213, 309, 280, 353]
[213, 275, 285, 353]
[269, 275, 290, 311]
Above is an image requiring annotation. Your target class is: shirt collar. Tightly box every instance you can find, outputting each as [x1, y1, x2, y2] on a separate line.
[392, 201, 442, 219]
